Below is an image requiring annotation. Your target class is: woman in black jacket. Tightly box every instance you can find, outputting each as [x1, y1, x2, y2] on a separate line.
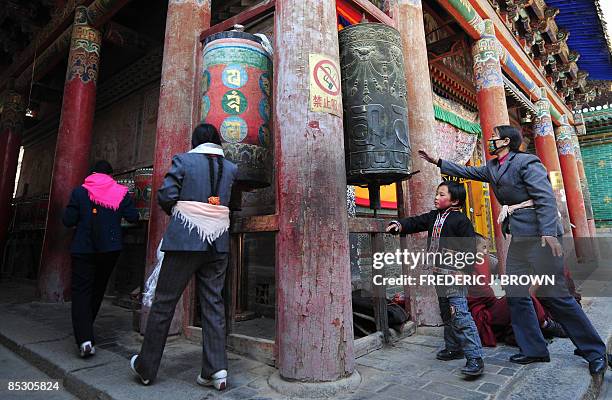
[63, 160, 139, 357]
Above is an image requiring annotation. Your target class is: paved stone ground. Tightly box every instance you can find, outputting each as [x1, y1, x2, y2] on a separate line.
[0, 344, 77, 400]
[0, 280, 609, 400]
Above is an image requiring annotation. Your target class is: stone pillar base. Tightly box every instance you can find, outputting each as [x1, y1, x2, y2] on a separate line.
[268, 370, 361, 398]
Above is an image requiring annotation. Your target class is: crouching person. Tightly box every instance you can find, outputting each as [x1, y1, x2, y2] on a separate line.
[130, 124, 237, 390]
[387, 181, 485, 377]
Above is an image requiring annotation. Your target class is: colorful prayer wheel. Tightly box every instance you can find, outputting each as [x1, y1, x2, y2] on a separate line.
[201, 31, 273, 189]
[338, 23, 412, 187]
[134, 168, 153, 220]
[117, 177, 136, 227]
[117, 178, 136, 200]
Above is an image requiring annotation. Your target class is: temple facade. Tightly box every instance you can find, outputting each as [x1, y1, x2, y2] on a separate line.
[1, 0, 610, 384]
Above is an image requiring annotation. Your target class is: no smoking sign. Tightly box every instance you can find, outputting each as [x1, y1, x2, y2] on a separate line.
[309, 54, 342, 117]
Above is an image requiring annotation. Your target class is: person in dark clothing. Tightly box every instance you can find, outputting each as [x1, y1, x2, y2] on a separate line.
[63, 160, 139, 358]
[387, 181, 485, 377]
[468, 235, 567, 348]
[418, 125, 608, 377]
[130, 124, 238, 390]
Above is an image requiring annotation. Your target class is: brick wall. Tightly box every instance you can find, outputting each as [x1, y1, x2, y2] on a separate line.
[581, 141, 612, 227]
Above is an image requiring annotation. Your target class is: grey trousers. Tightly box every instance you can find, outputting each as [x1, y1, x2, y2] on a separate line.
[136, 250, 229, 382]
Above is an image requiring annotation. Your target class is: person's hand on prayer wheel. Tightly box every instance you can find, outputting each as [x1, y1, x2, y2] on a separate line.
[418, 149, 440, 165]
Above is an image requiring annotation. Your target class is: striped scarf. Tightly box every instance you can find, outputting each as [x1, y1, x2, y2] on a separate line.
[428, 207, 460, 252]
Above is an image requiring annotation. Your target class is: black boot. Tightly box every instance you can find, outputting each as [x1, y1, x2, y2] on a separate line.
[588, 355, 608, 377]
[509, 353, 550, 364]
[461, 358, 484, 377]
[541, 320, 567, 338]
[436, 349, 464, 361]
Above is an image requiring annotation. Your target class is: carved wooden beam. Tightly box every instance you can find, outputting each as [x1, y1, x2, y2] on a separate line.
[0, 0, 95, 92]
[488, 0, 502, 14]
[549, 57, 557, 71]
[544, 40, 569, 64]
[559, 61, 578, 81]
[528, 0, 545, 20]
[103, 21, 152, 51]
[531, 6, 558, 43]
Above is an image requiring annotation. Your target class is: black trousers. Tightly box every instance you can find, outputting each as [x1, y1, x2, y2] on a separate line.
[71, 252, 120, 346]
[136, 250, 229, 382]
[505, 238, 605, 361]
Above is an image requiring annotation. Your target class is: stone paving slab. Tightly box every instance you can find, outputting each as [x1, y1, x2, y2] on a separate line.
[0, 281, 609, 400]
[0, 344, 77, 400]
[496, 296, 612, 400]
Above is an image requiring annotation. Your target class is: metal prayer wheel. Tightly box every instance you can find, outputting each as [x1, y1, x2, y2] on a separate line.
[201, 30, 273, 189]
[339, 23, 412, 204]
[134, 168, 153, 220]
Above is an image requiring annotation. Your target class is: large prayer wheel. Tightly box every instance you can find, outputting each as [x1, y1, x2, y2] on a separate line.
[117, 177, 137, 227]
[134, 168, 153, 220]
[202, 31, 273, 189]
[339, 23, 412, 187]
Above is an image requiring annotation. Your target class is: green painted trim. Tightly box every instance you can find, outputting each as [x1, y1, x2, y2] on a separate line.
[447, 0, 477, 24]
[433, 104, 482, 137]
[585, 127, 612, 135]
[550, 106, 562, 122]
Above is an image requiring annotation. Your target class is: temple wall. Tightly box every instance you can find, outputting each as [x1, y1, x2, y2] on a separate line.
[90, 83, 160, 173]
[15, 136, 56, 198]
[16, 83, 160, 197]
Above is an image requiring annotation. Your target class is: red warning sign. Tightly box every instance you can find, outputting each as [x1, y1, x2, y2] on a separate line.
[309, 54, 342, 116]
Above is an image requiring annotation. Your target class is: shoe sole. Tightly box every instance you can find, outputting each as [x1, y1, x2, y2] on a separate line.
[509, 358, 550, 365]
[461, 369, 484, 377]
[79, 346, 95, 358]
[197, 376, 227, 391]
[130, 355, 150, 385]
[436, 355, 464, 361]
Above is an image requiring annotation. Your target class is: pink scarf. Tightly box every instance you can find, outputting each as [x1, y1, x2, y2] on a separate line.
[82, 173, 128, 210]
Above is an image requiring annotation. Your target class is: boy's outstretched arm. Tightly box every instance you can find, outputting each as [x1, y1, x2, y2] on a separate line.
[387, 210, 436, 235]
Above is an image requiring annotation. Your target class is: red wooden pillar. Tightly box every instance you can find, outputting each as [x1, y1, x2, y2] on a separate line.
[272, 0, 356, 384]
[38, 6, 102, 301]
[532, 88, 572, 237]
[387, 0, 441, 326]
[555, 115, 591, 257]
[141, 0, 211, 334]
[571, 126, 599, 260]
[472, 20, 509, 273]
[0, 90, 25, 253]
[572, 122, 597, 237]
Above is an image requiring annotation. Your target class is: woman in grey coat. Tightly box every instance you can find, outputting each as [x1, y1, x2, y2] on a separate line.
[130, 124, 238, 389]
[419, 125, 607, 377]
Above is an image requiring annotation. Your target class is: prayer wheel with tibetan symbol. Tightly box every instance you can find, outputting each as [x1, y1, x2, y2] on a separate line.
[201, 30, 273, 189]
[339, 23, 412, 208]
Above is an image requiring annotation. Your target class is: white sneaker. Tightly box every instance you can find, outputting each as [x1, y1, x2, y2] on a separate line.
[130, 355, 150, 385]
[79, 341, 95, 358]
[196, 369, 227, 391]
